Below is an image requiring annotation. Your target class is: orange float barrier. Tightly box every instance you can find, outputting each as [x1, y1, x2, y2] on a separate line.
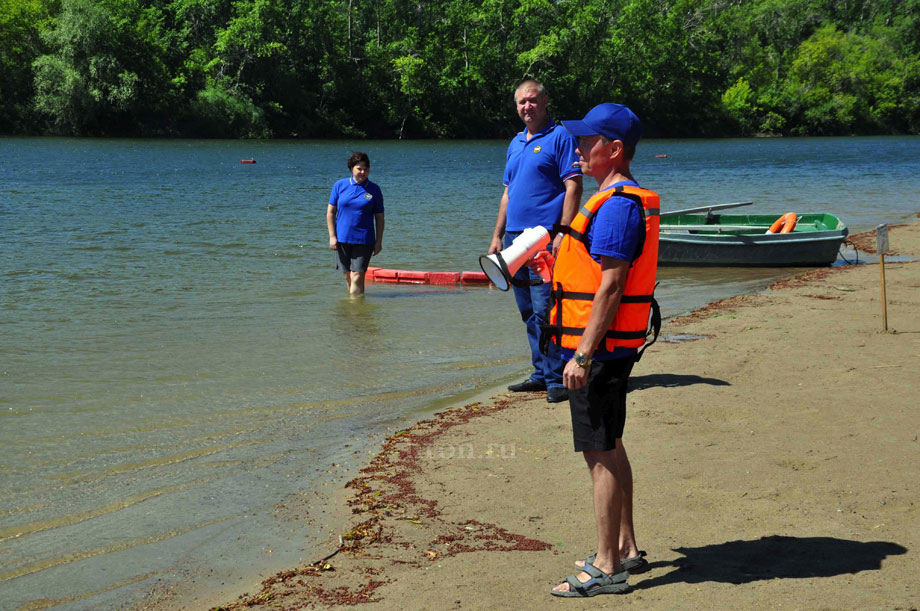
[363, 267, 492, 286]
[429, 271, 462, 285]
[460, 271, 490, 284]
[396, 270, 430, 284]
[372, 268, 399, 282]
[766, 212, 797, 234]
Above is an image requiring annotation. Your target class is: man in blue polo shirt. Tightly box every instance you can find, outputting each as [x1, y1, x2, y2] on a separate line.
[488, 79, 583, 403]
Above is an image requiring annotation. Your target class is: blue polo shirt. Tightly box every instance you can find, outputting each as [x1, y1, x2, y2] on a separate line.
[503, 122, 581, 232]
[560, 180, 644, 362]
[328, 177, 384, 245]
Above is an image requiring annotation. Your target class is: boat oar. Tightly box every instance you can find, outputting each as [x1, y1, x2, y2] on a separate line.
[660, 201, 753, 217]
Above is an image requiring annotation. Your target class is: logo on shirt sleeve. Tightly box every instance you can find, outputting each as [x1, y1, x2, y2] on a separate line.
[364, 193, 373, 200]
[533, 145, 542, 154]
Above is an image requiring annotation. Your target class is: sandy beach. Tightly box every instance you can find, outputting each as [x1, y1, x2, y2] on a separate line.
[198, 220, 920, 610]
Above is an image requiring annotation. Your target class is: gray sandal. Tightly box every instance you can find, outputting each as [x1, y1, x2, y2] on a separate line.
[550, 562, 630, 597]
[577, 550, 649, 574]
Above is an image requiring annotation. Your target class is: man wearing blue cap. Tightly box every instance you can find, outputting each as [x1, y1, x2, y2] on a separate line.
[547, 103, 660, 597]
[489, 79, 583, 404]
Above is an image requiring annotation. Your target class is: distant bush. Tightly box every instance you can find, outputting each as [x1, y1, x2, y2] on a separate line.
[2, 0, 919, 137]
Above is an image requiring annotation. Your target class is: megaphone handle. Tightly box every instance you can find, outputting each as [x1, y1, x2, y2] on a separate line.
[495, 252, 512, 281]
[497, 251, 538, 288]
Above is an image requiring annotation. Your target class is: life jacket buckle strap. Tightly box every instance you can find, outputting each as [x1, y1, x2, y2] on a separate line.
[620, 294, 653, 304]
[539, 283, 566, 355]
[635, 295, 662, 363]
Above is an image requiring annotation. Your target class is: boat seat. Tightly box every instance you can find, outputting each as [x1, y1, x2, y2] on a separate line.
[662, 223, 820, 233]
[661, 224, 770, 233]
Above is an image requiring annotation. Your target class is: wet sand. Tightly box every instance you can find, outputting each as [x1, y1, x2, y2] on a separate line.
[199, 220, 919, 610]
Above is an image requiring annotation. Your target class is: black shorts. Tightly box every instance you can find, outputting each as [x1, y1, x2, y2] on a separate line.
[335, 243, 374, 273]
[568, 357, 635, 452]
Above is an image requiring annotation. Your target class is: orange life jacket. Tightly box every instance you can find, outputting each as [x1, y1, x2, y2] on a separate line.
[544, 184, 661, 358]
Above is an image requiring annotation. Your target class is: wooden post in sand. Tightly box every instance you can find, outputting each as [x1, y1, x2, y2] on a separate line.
[877, 224, 889, 331]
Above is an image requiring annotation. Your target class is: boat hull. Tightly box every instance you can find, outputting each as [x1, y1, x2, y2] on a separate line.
[659, 213, 848, 267]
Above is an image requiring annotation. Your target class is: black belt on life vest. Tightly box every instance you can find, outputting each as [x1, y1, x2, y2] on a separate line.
[539, 285, 661, 362]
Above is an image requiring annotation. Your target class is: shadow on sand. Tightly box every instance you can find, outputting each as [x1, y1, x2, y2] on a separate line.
[629, 373, 731, 391]
[632, 536, 907, 589]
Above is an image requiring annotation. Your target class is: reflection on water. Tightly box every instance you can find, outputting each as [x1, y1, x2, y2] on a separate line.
[656, 266, 800, 318]
[369, 286, 470, 298]
[330, 296, 382, 352]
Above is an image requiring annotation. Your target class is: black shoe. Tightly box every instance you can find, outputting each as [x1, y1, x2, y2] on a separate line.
[546, 387, 569, 403]
[508, 379, 546, 392]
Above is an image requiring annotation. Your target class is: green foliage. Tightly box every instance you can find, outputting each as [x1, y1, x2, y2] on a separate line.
[2, 0, 919, 136]
[0, 0, 53, 131]
[780, 25, 917, 134]
[189, 81, 267, 136]
[31, 0, 175, 134]
[722, 78, 757, 132]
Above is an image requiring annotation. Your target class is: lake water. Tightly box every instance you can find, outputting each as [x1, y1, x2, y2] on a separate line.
[1, 136, 918, 610]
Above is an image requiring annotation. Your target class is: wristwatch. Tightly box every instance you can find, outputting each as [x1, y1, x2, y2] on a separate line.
[573, 352, 592, 369]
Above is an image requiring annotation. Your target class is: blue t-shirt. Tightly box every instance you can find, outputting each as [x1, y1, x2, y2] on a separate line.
[503, 122, 582, 232]
[328, 177, 384, 245]
[560, 180, 644, 362]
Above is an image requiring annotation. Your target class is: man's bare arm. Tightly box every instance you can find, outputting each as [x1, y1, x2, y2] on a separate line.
[489, 186, 510, 254]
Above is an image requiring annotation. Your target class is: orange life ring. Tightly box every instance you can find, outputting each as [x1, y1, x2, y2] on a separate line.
[766, 212, 797, 234]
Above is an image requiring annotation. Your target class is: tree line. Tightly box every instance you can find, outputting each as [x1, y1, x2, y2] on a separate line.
[2, 0, 918, 138]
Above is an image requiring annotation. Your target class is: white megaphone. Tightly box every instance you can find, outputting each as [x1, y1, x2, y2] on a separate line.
[479, 226, 552, 291]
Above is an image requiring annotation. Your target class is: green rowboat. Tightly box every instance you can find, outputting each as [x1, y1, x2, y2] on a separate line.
[659, 202, 848, 267]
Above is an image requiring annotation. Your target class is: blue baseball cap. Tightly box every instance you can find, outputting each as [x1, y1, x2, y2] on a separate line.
[562, 103, 642, 147]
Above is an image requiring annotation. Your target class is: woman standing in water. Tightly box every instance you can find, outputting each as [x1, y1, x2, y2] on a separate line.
[326, 152, 385, 296]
